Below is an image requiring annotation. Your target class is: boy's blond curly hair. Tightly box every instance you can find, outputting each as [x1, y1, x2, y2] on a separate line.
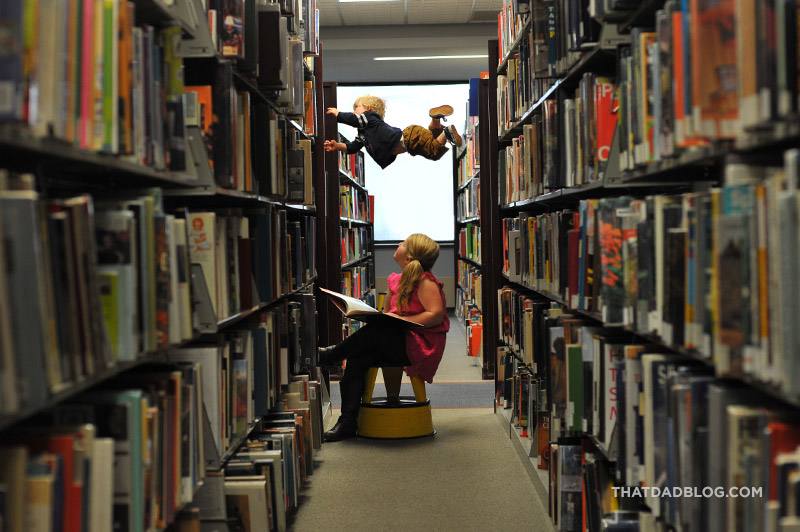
[353, 95, 386, 119]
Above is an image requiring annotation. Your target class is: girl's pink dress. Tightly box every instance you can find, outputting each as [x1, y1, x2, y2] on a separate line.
[386, 271, 450, 383]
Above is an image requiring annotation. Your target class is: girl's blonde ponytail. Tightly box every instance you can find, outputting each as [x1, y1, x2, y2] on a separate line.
[396, 234, 440, 311]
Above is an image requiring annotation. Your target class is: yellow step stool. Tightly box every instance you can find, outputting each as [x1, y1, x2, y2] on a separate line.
[357, 367, 435, 439]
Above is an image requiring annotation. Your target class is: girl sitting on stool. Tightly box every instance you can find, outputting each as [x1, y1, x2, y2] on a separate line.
[318, 233, 450, 442]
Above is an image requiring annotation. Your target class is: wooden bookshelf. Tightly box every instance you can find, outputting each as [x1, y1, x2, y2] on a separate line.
[0, 1, 327, 529]
[487, 2, 800, 530]
[318, 82, 376, 356]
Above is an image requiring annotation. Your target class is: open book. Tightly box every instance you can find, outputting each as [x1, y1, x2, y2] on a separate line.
[319, 288, 423, 328]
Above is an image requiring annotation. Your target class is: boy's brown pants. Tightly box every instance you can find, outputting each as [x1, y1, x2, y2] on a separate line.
[402, 122, 448, 161]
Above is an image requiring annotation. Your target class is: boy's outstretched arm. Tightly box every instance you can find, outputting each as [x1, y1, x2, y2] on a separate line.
[323, 138, 364, 154]
[328, 107, 367, 129]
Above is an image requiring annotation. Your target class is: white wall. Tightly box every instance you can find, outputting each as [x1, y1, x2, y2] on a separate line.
[373, 243, 455, 309]
[337, 84, 468, 241]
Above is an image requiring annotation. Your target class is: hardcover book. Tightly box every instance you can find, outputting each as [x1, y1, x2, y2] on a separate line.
[319, 288, 423, 328]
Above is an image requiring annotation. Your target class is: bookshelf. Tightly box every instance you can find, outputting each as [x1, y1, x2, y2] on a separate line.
[453, 82, 485, 371]
[318, 82, 377, 366]
[0, 1, 327, 530]
[486, 1, 800, 531]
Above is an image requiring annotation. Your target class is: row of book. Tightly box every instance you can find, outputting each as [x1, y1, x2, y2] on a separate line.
[498, 0, 602, 135]
[455, 261, 483, 357]
[341, 266, 374, 302]
[499, 0, 601, 76]
[338, 139, 366, 187]
[0, 174, 316, 416]
[0, 369, 207, 532]
[457, 115, 481, 187]
[502, 151, 800, 395]
[171, 295, 318, 455]
[0, 0, 318, 190]
[220, 383, 324, 532]
[339, 184, 371, 223]
[457, 261, 483, 313]
[458, 224, 481, 264]
[0, 365, 324, 532]
[499, 73, 617, 204]
[614, 0, 800, 171]
[498, 289, 800, 532]
[456, 260, 484, 358]
[185, 64, 314, 197]
[457, 174, 480, 220]
[188, 205, 315, 321]
[497, 0, 532, 65]
[340, 226, 372, 265]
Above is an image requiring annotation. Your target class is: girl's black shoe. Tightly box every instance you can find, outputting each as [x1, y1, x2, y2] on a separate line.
[316, 345, 339, 367]
[323, 417, 357, 442]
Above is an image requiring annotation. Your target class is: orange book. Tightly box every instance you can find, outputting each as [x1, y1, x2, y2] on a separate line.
[368, 194, 375, 224]
[468, 323, 483, 357]
[184, 86, 214, 170]
[303, 80, 316, 135]
[672, 11, 686, 146]
[691, 0, 738, 139]
[65, 0, 80, 141]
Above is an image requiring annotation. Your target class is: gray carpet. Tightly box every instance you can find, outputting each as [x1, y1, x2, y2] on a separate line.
[329, 381, 495, 408]
[290, 408, 550, 531]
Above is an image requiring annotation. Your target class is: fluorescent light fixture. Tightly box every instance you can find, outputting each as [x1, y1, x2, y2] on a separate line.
[374, 54, 489, 61]
[339, 0, 399, 2]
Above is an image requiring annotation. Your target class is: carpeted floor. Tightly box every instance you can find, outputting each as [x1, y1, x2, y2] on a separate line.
[329, 381, 494, 408]
[290, 408, 551, 531]
[290, 319, 551, 531]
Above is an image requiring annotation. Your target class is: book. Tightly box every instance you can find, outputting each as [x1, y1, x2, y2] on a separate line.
[319, 288, 423, 328]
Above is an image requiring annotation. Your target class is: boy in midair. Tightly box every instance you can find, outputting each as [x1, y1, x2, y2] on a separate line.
[323, 96, 463, 169]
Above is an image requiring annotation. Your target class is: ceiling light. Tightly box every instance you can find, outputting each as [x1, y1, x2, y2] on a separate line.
[374, 54, 489, 61]
[339, 0, 399, 3]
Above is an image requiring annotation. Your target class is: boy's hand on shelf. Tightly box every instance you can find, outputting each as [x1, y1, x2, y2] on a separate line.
[326, 107, 339, 117]
[324, 140, 343, 152]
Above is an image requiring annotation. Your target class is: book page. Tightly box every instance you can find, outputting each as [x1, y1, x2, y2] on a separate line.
[319, 287, 378, 315]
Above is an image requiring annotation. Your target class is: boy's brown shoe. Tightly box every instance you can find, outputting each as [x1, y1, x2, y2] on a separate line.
[429, 104, 454, 119]
[443, 125, 463, 147]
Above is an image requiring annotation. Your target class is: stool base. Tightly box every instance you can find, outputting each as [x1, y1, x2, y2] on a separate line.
[357, 398, 435, 439]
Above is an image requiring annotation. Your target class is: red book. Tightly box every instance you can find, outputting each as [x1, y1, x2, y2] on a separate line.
[767, 422, 800, 501]
[41, 434, 82, 532]
[468, 323, 482, 357]
[593, 77, 617, 163]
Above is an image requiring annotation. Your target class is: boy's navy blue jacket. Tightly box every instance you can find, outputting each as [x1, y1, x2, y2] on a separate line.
[337, 111, 402, 169]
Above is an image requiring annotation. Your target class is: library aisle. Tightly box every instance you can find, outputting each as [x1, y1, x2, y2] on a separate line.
[293, 324, 549, 531]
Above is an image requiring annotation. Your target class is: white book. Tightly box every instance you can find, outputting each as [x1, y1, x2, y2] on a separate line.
[173, 218, 193, 340]
[224, 477, 271, 532]
[188, 212, 218, 317]
[236, 450, 286, 531]
[215, 215, 228, 320]
[90, 438, 115, 532]
[170, 347, 223, 451]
